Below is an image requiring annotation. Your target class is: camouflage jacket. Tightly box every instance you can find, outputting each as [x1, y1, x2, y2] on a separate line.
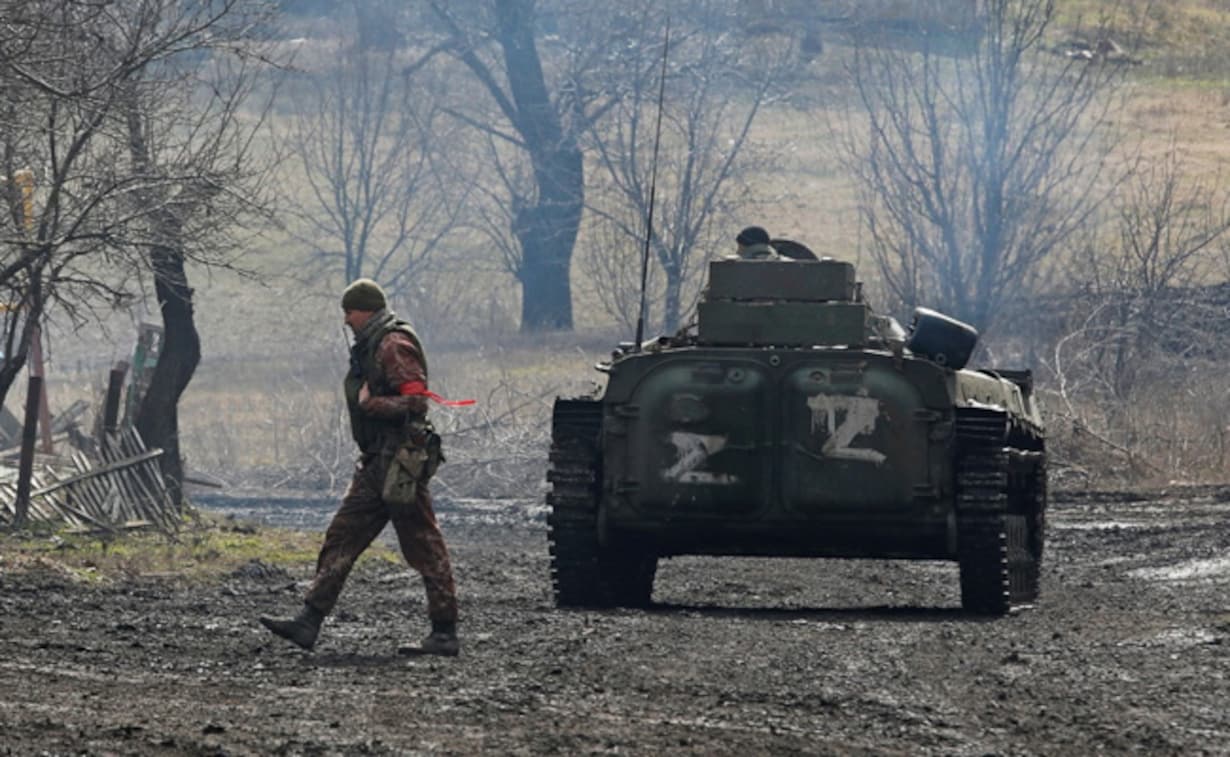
[345, 310, 429, 454]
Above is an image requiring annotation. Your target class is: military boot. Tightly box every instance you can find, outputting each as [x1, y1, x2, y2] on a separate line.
[398, 620, 460, 657]
[259, 603, 324, 651]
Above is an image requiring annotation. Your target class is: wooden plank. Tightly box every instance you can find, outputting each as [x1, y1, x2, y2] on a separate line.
[105, 434, 163, 527]
[29, 448, 163, 498]
[116, 431, 177, 532]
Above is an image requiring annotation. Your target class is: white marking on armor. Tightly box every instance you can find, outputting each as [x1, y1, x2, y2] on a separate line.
[806, 394, 887, 464]
[663, 432, 737, 484]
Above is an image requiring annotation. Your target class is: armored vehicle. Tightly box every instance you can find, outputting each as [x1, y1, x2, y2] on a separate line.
[547, 253, 1045, 615]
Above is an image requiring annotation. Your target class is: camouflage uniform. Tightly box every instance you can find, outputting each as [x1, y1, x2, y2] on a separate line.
[304, 310, 458, 626]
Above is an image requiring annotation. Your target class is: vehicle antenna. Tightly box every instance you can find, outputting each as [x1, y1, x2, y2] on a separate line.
[633, 17, 670, 353]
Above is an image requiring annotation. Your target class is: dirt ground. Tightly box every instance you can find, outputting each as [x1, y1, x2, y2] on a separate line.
[1, 486, 1229, 756]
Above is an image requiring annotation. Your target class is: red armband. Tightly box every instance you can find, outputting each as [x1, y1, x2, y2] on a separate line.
[398, 381, 476, 407]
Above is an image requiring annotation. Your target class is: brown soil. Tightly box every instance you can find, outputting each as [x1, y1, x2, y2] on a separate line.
[1, 487, 1229, 755]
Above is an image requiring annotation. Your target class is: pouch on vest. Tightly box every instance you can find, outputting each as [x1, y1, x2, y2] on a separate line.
[423, 431, 444, 480]
[382, 445, 428, 506]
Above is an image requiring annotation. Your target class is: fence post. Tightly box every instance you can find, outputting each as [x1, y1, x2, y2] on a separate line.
[29, 323, 52, 454]
[102, 361, 129, 438]
[13, 375, 43, 529]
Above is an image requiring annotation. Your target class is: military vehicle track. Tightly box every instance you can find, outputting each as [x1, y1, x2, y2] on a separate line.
[955, 408, 1045, 614]
[547, 398, 656, 608]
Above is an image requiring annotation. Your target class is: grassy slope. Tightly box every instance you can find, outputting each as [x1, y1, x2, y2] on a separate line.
[0, 513, 400, 583]
[1059, 0, 1230, 74]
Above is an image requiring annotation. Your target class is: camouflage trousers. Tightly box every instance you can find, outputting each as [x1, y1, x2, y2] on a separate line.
[304, 454, 458, 624]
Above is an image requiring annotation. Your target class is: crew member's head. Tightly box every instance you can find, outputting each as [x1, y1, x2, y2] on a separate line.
[735, 226, 772, 259]
[341, 278, 388, 332]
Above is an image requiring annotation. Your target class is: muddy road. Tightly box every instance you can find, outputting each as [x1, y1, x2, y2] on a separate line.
[1, 487, 1228, 755]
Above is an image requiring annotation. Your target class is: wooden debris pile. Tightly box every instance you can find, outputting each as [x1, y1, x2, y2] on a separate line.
[0, 428, 179, 534]
[1, 323, 182, 535]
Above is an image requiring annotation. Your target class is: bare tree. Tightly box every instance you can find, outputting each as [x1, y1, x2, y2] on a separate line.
[584, 14, 789, 332]
[1042, 147, 1230, 481]
[121, 1, 281, 507]
[843, 0, 1124, 332]
[422, 0, 657, 333]
[0, 0, 278, 503]
[578, 213, 659, 335]
[285, 13, 464, 295]
[0, 0, 200, 404]
[1060, 148, 1230, 398]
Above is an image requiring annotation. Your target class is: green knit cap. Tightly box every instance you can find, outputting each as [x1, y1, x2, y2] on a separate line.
[341, 278, 387, 312]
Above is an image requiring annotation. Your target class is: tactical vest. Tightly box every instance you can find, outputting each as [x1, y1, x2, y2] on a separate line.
[344, 315, 428, 454]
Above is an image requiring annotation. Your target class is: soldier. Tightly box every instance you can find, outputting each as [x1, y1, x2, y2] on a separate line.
[259, 279, 460, 656]
[732, 225, 782, 260]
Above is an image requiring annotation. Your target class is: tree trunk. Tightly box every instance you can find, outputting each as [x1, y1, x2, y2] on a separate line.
[495, 0, 582, 332]
[514, 188, 581, 331]
[663, 265, 683, 334]
[0, 301, 37, 410]
[134, 242, 200, 509]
